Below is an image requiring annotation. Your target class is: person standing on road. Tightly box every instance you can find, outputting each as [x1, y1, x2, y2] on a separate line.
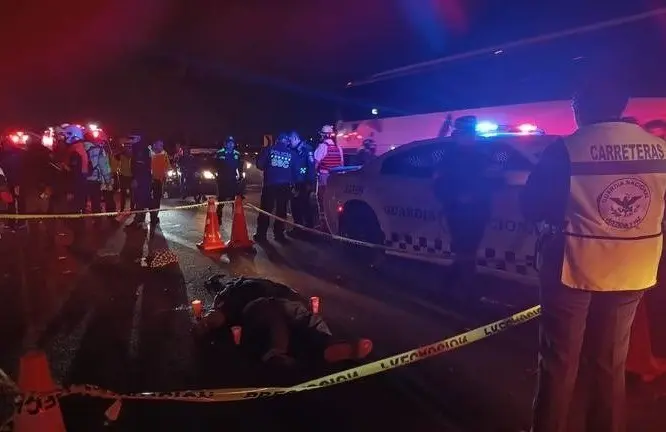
[522, 78, 666, 432]
[82, 132, 113, 215]
[313, 124, 344, 233]
[433, 116, 501, 304]
[254, 133, 296, 243]
[149, 140, 171, 225]
[127, 136, 152, 229]
[356, 138, 377, 166]
[213, 136, 243, 225]
[287, 131, 316, 236]
[116, 142, 133, 212]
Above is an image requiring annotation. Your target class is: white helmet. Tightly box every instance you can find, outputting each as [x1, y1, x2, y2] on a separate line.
[320, 124, 335, 141]
[61, 124, 84, 144]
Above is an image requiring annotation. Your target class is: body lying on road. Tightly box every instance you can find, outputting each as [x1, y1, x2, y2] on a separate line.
[193, 275, 373, 367]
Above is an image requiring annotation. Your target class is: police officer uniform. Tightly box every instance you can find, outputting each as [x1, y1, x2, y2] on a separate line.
[523, 90, 666, 431]
[289, 137, 316, 231]
[254, 133, 297, 242]
[214, 137, 243, 224]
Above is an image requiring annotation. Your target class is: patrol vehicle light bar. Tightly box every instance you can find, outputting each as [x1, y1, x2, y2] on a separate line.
[475, 122, 543, 137]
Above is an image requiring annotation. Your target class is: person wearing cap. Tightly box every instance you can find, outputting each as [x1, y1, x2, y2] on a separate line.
[149, 140, 171, 224]
[213, 136, 243, 225]
[254, 133, 296, 242]
[313, 124, 344, 232]
[287, 131, 316, 235]
[127, 136, 152, 229]
[522, 77, 666, 431]
[356, 138, 377, 166]
[433, 116, 501, 303]
[193, 275, 373, 369]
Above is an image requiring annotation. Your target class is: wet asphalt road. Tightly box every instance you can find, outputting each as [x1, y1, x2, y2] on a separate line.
[0, 191, 665, 431]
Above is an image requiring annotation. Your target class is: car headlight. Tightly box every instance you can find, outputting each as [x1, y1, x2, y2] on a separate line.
[245, 162, 252, 170]
[242, 172, 246, 179]
[167, 169, 176, 178]
[202, 170, 215, 180]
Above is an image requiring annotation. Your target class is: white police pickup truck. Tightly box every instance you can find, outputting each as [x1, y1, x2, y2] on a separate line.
[323, 122, 559, 285]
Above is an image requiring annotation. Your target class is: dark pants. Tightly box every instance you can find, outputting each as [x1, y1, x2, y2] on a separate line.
[242, 297, 332, 361]
[118, 175, 132, 212]
[291, 182, 314, 228]
[132, 177, 151, 224]
[85, 180, 102, 214]
[103, 189, 116, 213]
[256, 184, 291, 237]
[532, 243, 644, 432]
[216, 182, 237, 224]
[150, 179, 163, 221]
[445, 203, 490, 289]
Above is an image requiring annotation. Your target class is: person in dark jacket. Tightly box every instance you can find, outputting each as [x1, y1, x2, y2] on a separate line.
[214, 136, 243, 224]
[127, 136, 152, 228]
[194, 275, 373, 367]
[177, 146, 196, 200]
[287, 131, 316, 236]
[432, 116, 503, 303]
[254, 133, 298, 242]
[356, 138, 377, 166]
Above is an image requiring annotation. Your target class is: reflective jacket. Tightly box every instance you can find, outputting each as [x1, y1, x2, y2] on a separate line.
[561, 122, 666, 291]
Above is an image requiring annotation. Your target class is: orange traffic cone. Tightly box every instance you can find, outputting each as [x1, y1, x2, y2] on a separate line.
[225, 196, 254, 250]
[13, 350, 66, 432]
[197, 198, 227, 252]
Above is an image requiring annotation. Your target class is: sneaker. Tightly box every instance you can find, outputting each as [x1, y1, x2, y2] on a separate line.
[324, 338, 373, 363]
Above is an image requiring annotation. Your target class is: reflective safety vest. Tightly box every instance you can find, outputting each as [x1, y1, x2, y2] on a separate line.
[562, 122, 666, 291]
[318, 141, 343, 172]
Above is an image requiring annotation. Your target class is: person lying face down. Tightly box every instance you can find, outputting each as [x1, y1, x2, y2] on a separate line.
[193, 276, 373, 367]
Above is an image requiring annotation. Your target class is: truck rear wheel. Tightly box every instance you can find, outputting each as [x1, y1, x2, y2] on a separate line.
[339, 202, 385, 265]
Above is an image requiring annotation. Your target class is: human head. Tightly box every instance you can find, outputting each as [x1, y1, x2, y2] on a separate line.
[645, 119, 666, 140]
[289, 131, 301, 148]
[320, 125, 335, 142]
[451, 116, 477, 145]
[572, 78, 629, 127]
[276, 133, 290, 146]
[152, 140, 164, 153]
[61, 124, 85, 145]
[223, 136, 235, 150]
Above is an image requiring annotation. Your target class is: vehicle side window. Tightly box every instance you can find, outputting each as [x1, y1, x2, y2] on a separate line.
[486, 143, 533, 171]
[380, 144, 447, 178]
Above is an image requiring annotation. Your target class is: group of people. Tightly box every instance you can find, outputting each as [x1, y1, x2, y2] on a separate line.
[0, 124, 173, 230]
[251, 125, 347, 242]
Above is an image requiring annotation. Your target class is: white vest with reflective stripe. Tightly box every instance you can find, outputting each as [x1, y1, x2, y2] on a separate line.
[562, 122, 666, 291]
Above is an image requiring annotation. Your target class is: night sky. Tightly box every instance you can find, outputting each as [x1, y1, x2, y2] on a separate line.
[1, 0, 664, 144]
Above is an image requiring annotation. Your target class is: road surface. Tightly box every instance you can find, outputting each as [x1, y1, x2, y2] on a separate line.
[0, 192, 665, 431]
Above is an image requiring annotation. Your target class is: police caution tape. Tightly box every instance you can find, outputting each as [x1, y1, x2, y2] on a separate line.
[0, 201, 225, 220]
[12, 305, 541, 410]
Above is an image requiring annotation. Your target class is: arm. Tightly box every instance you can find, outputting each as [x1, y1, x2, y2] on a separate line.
[313, 143, 327, 165]
[520, 139, 570, 224]
[256, 147, 270, 171]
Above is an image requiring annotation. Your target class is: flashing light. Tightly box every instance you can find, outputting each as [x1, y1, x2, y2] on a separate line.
[336, 204, 344, 213]
[167, 169, 177, 178]
[475, 122, 499, 135]
[88, 123, 99, 131]
[518, 123, 538, 134]
[371, 108, 378, 115]
[245, 162, 252, 170]
[202, 170, 215, 180]
[8, 131, 29, 145]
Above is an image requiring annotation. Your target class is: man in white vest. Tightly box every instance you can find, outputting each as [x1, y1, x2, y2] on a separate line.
[522, 78, 666, 432]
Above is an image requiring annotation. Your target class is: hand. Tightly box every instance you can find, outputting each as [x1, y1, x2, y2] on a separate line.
[13, 186, 19, 196]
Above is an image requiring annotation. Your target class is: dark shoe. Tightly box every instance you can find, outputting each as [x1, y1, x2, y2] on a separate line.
[324, 339, 373, 363]
[150, 217, 160, 225]
[253, 233, 267, 243]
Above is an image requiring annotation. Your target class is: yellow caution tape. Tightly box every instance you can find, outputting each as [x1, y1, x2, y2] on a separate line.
[11, 305, 540, 409]
[0, 201, 233, 220]
[245, 203, 533, 266]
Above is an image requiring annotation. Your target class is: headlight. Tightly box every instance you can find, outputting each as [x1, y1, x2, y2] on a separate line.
[242, 172, 246, 179]
[167, 169, 176, 178]
[245, 162, 252, 170]
[202, 170, 215, 180]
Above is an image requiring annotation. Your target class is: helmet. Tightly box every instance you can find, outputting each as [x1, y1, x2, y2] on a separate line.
[320, 125, 335, 140]
[61, 124, 84, 144]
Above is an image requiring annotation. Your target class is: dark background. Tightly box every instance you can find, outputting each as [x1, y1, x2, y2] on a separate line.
[0, 0, 664, 145]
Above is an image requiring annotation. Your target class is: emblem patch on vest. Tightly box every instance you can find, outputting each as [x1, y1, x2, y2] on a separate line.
[597, 177, 651, 229]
